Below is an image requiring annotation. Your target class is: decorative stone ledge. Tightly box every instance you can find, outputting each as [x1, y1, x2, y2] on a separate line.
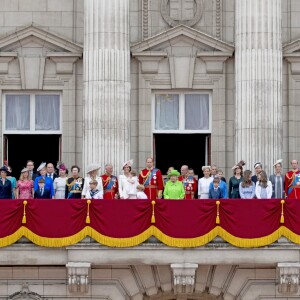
[277, 262, 300, 294]
[66, 262, 91, 293]
[171, 263, 198, 294]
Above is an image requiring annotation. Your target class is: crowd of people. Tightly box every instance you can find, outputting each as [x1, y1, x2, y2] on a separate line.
[0, 157, 298, 200]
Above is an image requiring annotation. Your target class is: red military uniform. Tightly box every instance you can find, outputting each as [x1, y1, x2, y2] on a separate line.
[139, 168, 164, 200]
[285, 169, 300, 197]
[178, 175, 197, 199]
[101, 174, 119, 199]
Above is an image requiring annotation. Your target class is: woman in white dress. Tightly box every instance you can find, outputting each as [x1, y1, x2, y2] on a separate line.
[119, 159, 135, 199]
[82, 163, 103, 199]
[53, 163, 68, 199]
[198, 166, 213, 199]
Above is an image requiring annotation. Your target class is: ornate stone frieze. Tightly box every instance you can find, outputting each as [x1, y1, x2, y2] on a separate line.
[161, 0, 203, 27]
[171, 263, 198, 294]
[66, 262, 91, 293]
[278, 263, 300, 294]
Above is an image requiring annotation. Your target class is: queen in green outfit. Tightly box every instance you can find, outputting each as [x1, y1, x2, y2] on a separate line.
[163, 170, 185, 200]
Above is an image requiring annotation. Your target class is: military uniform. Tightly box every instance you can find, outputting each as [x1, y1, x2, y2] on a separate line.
[178, 175, 197, 199]
[139, 168, 164, 200]
[285, 169, 300, 197]
[65, 177, 84, 199]
[101, 174, 118, 199]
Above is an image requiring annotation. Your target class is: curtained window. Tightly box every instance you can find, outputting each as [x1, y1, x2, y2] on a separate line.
[5, 94, 60, 132]
[154, 93, 210, 132]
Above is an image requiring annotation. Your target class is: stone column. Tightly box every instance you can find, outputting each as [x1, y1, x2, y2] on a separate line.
[235, 0, 282, 176]
[83, 0, 130, 172]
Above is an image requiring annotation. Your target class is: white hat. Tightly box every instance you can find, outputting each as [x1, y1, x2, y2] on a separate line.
[86, 163, 101, 174]
[254, 162, 262, 169]
[273, 159, 283, 167]
[37, 162, 46, 172]
[202, 165, 211, 171]
[122, 159, 133, 168]
[21, 167, 29, 173]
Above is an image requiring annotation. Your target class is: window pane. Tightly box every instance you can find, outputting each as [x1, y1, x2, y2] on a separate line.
[155, 94, 179, 130]
[185, 94, 209, 130]
[35, 95, 60, 130]
[6, 95, 30, 130]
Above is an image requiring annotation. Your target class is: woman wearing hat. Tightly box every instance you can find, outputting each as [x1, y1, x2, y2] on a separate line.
[198, 166, 213, 199]
[53, 163, 68, 199]
[269, 159, 285, 198]
[34, 162, 55, 198]
[0, 166, 12, 199]
[163, 170, 185, 200]
[82, 164, 103, 199]
[119, 159, 135, 199]
[16, 168, 34, 199]
[228, 161, 245, 198]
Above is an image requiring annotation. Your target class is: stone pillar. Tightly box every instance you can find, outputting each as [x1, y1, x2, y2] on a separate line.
[83, 0, 130, 172]
[235, 0, 282, 176]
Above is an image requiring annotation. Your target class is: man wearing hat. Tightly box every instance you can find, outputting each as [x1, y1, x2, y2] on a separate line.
[163, 170, 185, 200]
[138, 157, 164, 200]
[82, 163, 103, 199]
[269, 159, 285, 198]
[0, 166, 12, 199]
[101, 163, 119, 199]
[178, 165, 197, 199]
[284, 160, 300, 197]
[251, 162, 262, 184]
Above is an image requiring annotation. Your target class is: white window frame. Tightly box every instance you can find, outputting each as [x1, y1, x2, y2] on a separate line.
[152, 90, 212, 133]
[2, 91, 62, 134]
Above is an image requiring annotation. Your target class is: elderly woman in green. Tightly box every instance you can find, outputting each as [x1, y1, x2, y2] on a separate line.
[163, 170, 185, 200]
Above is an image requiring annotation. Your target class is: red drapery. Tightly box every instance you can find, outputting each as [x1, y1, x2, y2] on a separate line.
[0, 199, 299, 248]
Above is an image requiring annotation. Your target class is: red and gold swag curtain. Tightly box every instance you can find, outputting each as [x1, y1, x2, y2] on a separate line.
[0, 199, 299, 248]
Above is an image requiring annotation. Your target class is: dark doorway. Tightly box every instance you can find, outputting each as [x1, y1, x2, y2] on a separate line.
[154, 134, 208, 177]
[4, 135, 61, 177]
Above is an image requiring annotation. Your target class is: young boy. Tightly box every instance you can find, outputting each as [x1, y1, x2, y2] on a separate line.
[136, 184, 148, 199]
[85, 179, 103, 199]
[208, 177, 223, 199]
[34, 178, 51, 199]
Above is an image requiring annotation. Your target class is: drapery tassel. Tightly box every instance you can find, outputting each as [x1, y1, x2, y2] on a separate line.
[216, 201, 220, 224]
[151, 200, 156, 224]
[86, 200, 91, 224]
[280, 199, 285, 224]
[22, 200, 27, 224]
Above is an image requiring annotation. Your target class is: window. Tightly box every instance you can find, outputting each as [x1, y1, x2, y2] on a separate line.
[153, 92, 211, 133]
[4, 93, 61, 133]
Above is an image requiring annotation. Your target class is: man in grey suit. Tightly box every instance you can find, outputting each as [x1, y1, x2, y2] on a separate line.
[269, 159, 285, 199]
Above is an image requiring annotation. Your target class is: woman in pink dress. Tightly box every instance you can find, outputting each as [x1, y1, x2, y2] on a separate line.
[16, 168, 34, 199]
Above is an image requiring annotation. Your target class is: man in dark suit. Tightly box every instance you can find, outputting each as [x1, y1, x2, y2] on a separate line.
[34, 178, 51, 199]
[26, 160, 38, 180]
[46, 163, 58, 181]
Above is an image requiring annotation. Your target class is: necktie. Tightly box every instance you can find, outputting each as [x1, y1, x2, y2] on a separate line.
[40, 189, 43, 196]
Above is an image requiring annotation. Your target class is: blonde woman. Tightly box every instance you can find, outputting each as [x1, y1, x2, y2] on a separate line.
[198, 166, 213, 199]
[16, 168, 34, 199]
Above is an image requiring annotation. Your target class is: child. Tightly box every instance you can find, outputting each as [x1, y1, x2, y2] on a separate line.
[136, 184, 148, 199]
[208, 177, 223, 199]
[126, 169, 139, 199]
[85, 179, 103, 199]
[34, 178, 51, 199]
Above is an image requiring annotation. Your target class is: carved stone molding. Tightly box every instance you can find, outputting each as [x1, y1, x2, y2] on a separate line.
[143, 0, 149, 39]
[0, 52, 17, 74]
[171, 263, 198, 294]
[161, 0, 203, 27]
[47, 52, 81, 74]
[132, 52, 167, 74]
[277, 262, 300, 294]
[66, 262, 91, 293]
[8, 283, 42, 300]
